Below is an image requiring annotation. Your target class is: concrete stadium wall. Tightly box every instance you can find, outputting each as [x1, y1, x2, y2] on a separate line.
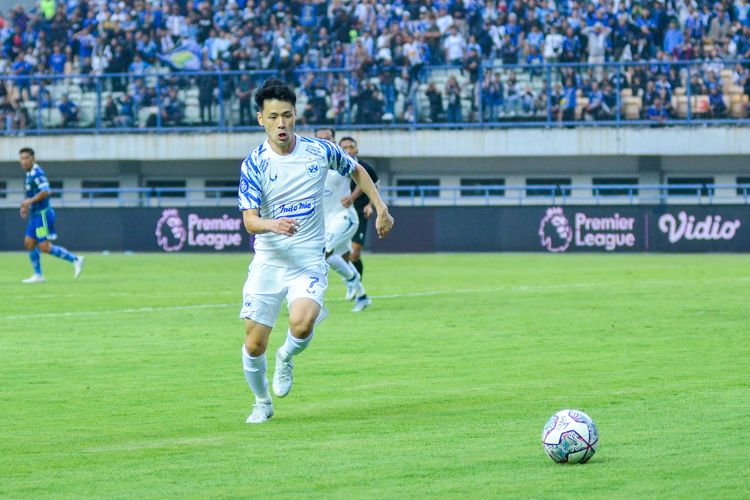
[2, 205, 748, 253]
[2, 128, 750, 165]
[1, 128, 748, 192]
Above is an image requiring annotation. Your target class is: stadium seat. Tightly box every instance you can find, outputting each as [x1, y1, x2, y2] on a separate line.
[575, 97, 589, 120]
[730, 101, 746, 118]
[42, 108, 62, 128]
[675, 95, 689, 118]
[623, 96, 641, 119]
[79, 104, 95, 127]
[138, 106, 158, 127]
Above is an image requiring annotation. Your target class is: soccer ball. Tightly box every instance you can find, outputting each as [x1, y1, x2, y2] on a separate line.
[541, 409, 599, 464]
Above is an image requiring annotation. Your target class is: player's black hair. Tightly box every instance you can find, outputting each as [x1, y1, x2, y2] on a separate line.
[19, 147, 35, 156]
[339, 136, 357, 147]
[254, 77, 296, 111]
[315, 127, 335, 140]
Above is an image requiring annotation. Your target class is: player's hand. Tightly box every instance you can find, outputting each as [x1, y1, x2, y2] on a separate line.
[375, 208, 394, 239]
[340, 196, 352, 208]
[363, 205, 373, 219]
[19, 200, 30, 219]
[270, 218, 300, 237]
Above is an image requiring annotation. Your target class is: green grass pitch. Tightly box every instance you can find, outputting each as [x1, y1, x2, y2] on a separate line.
[1, 253, 748, 498]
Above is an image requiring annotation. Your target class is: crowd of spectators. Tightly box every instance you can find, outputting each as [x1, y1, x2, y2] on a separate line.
[0, 0, 749, 130]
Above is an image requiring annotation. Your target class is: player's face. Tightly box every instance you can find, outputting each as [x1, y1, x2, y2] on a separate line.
[315, 129, 334, 142]
[257, 99, 296, 153]
[340, 139, 358, 157]
[19, 152, 34, 171]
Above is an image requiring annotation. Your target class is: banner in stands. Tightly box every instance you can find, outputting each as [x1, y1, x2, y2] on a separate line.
[0, 206, 748, 253]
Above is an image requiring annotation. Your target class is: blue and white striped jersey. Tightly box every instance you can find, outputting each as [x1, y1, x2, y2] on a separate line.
[238, 135, 356, 267]
[24, 164, 51, 215]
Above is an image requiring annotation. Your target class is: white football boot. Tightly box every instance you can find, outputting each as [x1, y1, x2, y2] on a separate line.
[246, 401, 274, 424]
[22, 274, 45, 283]
[344, 272, 362, 301]
[74, 256, 85, 279]
[352, 296, 372, 312]
[272, 349, 294, 398]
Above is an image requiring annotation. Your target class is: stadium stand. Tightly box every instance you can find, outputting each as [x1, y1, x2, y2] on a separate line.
[0, 0, 749, 132]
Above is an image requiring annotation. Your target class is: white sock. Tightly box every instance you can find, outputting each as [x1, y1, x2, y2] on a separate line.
[326, 254, 355, 280]
[241, 345, 272, 403]
[347, 261, 366, 298]
[279, 329, 314, 361]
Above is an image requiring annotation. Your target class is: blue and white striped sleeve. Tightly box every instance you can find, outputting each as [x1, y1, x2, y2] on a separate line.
[238, 155, 263, 211]
[34, 169, 50, 191]
[321, 140, 357, 177]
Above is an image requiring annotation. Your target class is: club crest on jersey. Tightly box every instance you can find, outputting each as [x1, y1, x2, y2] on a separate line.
[239, 178, 249, 193]
[274, 197, 316, 219]
[306, 162, 320, 177]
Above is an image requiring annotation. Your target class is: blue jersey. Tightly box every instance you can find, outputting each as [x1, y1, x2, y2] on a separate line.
[24, 164, 51, 215]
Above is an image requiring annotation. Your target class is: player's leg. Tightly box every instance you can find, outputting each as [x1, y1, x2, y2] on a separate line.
[22, 225, 44, 282]
[273, 263, 328, 398]
[350, 214, 371, 311]
[37, 209, 85, 277]
[242, 319, 275, 423]
[239, 262, 285, 423]
[350, 211, 368, 277]
[325, 214, 362, 299]
[350, 241, 364, 277]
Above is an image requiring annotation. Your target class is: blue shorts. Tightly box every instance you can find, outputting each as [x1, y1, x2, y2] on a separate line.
[25, 208, 57, 242]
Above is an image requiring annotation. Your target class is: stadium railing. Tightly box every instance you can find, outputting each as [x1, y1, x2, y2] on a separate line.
[1, 184, 748, 208]
[1, 59, 749, 135]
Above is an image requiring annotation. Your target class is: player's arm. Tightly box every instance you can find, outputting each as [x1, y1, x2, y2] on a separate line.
[351, 163, 394, 238]
[242, 209, 299, 237]
[20, 187, 49, 217]
[348, 180, 379, 218]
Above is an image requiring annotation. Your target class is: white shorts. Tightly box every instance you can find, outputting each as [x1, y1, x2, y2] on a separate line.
[239, 260, 329, 328]
[325, 211, 358, 256]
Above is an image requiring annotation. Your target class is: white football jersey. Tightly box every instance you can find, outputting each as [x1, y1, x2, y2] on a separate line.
[323, 169, 358, 222]
[238, 135, 356, 267]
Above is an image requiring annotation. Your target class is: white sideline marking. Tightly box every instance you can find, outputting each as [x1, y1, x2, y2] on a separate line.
[3, 283, 606, 320]
[3, 277, 748, 321]
[3, 303, 234, 320]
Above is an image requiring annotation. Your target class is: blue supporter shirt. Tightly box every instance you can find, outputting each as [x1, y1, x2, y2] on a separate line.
[49, 52, 66, 73]
[24, 164, 52, 215]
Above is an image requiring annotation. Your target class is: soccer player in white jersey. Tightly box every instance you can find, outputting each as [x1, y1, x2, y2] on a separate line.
[237, 78, 394, 424]
[315, 128, 371, 312]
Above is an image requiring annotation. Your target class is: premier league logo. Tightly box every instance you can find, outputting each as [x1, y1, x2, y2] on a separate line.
[539, 207, 573, 253]
[155, 208, 187, 252]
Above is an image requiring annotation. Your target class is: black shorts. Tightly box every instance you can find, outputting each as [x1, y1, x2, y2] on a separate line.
[352, 210, 368, 246]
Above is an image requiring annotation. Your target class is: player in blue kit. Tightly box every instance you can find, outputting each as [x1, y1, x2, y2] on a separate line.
[237, 78, 394, 423]
[19, 147, 84, 283]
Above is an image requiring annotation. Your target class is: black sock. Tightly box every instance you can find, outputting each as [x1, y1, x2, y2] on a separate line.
[353, 259, 363, 278]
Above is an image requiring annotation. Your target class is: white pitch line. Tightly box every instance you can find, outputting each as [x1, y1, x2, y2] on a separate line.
[2, 277, 749, 321]
[8, 289, 238, 300]
[2, 303, 234, 320]
[0, 285, 552, 320]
